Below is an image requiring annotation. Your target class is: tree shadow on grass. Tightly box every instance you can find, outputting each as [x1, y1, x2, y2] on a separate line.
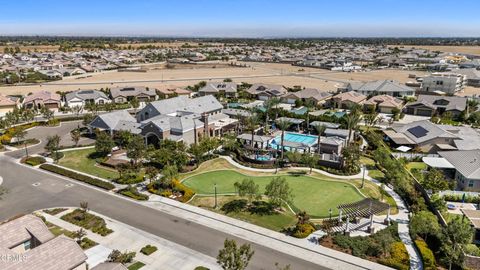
[248, 201, 276, 216]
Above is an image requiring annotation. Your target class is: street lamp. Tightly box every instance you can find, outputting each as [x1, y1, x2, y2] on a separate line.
[329, 208, 332, 220]
[214, 183, 218, 209]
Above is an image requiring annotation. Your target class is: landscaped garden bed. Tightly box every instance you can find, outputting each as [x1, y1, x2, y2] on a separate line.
[140, 245, 158, 255]
[23, 156, 46, 166]
[43, 208, 68, 215]
[44, 220, 98, 250]
[40, 164, 115, 190]
[118, 186, 149, 201]
[61, 209, 114, 236]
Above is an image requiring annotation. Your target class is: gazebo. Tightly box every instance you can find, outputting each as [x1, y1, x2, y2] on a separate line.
[335, 198, 390, 235]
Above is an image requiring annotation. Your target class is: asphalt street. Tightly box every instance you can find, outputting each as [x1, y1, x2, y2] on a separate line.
[0, 156, 325, 270]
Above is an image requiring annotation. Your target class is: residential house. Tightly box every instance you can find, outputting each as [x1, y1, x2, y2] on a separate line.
[383, 120, 459, 153]
[0, 94, 18, 114]
[453, 68, 480, 87]
[156, 87, 192, 99]
[109, 86, 157, 103]
[405, 95, 467, 118]
[331, 91, 367, 109]
[90, 95, 235, 145]
[23, 91, 62, 110]
[65, 89, 111, 108]
[438, 150, 480, 191]
[246, 83, 288, 100]
[421, 73, 466, 94]
[344, 80, 415, 97]
[0, 214, 87, 270]
[198, 82, 237, 97]
[363, 95, 403, 113]
[281, 88, 332, 105]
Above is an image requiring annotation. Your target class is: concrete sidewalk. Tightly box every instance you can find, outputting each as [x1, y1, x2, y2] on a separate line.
[40, 208, 219, 270]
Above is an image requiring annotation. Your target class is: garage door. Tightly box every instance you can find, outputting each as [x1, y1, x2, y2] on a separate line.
[416, 109, 433, 116]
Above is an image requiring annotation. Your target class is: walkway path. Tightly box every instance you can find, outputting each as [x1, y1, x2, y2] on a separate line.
[365, 174, 423, 270]
[219, 155, 365, 180]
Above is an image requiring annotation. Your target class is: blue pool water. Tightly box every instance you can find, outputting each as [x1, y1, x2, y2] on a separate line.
[269, 132, 318, 150]
[256, 155, 272, 161]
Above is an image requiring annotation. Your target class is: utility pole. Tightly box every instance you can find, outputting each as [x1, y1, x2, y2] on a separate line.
[361, 165, 366, 189]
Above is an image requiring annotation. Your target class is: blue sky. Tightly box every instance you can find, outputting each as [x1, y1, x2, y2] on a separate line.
[1, 0, 479, 37]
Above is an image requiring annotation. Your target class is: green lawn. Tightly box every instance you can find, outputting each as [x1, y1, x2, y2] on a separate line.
[361, 156, 385, 181]
[406, 162, 427, 172]
[183, 170, 364, 218]
[58, 148, 119, 180]
[190, 195, 297, 231]
[128, 262, 145, 270]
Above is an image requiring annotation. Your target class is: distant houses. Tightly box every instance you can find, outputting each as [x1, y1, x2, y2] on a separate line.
[110, 86, 157, 103]
[198, 82, 237, 97]
[344, 80, 415, 97]
[404, 95, 467, 118]
[245, 83, 288, 100]
[65, 89, 111, 107]
[281, 88, 332, 105]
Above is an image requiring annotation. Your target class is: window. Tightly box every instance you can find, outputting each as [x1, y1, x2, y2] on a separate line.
[469, 180, 474, 188]
[24, 240, 31, 250]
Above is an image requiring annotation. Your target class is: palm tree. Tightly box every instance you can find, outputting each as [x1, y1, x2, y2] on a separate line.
[345, 110, 361, 144]
[245, 114, 259, 147]
[276, 119, 291, 161]
[314, 124, 326, 154]
[263, 98, 280, 133]
[364, 112, 379, 132]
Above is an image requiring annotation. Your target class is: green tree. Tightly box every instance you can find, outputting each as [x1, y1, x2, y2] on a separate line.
[189, 142, 206, 168]
[45, 135, 61, 162]
[82, 113, 95, 127]
[441, 217, 474, 270]
[275, 119, 291, 161]
[41, 107, 54, 121]
[245, 114, 259, 147]
[410, 210, 441, 242]
[71, 129, 81, 147]
[95, 132, 115, 157]
[301, 152, 319, 174]
[130, 97, 140, 114]
[314, 124, 326, 154]
[422, 168, 451, 194]
[73, 228, 87, 244]
[145, 166, 159, 184]
[363, 112, 379, 132]
[341, 143, 361, 174]
[107, 250, 136, 264]
[345, 109, 361, 142]
[216, 239, 254, 270]
[234, 178, 260, 203]
[11, 127, 28, 156]
[264, 177, 293, 207]
[126, 135, 146, 166]
[162, 164, 179, 186]
[263, 98, 280, 132]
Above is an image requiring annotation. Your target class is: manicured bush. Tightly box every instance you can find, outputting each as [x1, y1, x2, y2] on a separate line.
[43, 208, 67, 215]
[61, 209, 113, 236]
[40, 164, 115, 190]
[118, 186, 149, 201]
[414, 239, 436, 270]
[292, 223, 316, 238]
[79, 237, 97, 250]
[194, 267, 209, 270]
[221, 199, 248, 213]
[140, 244, 158, 255]
[24, 156, 46, 166]
[173, 180, 195, 202]
[379, 242, 409, 270]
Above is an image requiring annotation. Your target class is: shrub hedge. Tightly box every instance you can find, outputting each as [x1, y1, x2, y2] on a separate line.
[379, 242, 409, 270]
[40, 164, 115, 190]
[140, 245, 158, 255]
[443, 194, 480, 204]
[414, 239, 436, 270]
[24, 156, 46, 166]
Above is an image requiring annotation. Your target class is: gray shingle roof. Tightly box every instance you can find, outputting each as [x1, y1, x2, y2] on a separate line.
[110, 86, 156, 98]
[90, 110, 136, 130]
[406, 95, 467, 112]
[392, 120, 458, 144]
[348, 80, 414, 94]
[145, 95, 222, 116]
[439, 150, 480, 180]
[199, 82, 237, 94]
[65, 89, 109, 102]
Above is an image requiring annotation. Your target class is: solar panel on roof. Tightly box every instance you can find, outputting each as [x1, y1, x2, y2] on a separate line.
[407, 126, 429, 138]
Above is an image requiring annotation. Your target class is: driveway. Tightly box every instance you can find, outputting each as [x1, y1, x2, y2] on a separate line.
[6, 120, 94, 159]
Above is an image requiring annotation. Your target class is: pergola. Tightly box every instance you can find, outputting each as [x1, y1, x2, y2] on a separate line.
[336, 198, 390, 234]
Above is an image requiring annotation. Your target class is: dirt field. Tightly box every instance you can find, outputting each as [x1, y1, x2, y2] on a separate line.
[0, 62, 428, 96]
[388, 45, 480, 56]
[458, 86, 480, 97]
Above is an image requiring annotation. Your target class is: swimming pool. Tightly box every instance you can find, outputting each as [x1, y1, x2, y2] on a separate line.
[269, 132, 318, 150]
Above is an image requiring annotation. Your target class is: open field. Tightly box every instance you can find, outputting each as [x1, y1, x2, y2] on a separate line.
[0, 45, 61, 52]
[182, 170, 364, 218]
[0, 61, 429, 96]
[388, 45, 480, 55]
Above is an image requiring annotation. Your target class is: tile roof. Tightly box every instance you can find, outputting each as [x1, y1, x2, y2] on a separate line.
[364, 95, 403, 108]
[285, 88, 332, 101]
[348, 80, 414, 94]
[406, 95, 467, 112]
[0, 215, 54, 248]
[65, 89, 109, 102]
[0, 94, 17, 106]
[146, 95, 222, 115]
[110, 86, 156, 98]
[90, 110, 136, 130]
[23, 91, 61, 104]
[392, 120, 458, 144]
[199, 82, 237, 93]
[332, 91, 366, 103]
